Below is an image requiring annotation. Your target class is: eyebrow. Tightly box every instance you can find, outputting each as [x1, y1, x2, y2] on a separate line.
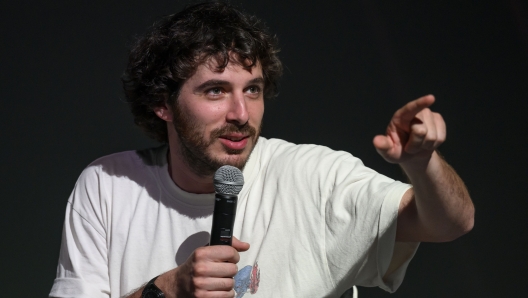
[248, 77, 265, 86]
[193, 77, 265, 93]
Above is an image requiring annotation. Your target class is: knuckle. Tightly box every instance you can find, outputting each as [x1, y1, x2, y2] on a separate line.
[194, 288, 208, 298]
[414, 126, 427, 137]
[194, 247, 206, 259]
[193, 262, 209, 276]
[233, 252, 240, 263]
[192, 277, 204, 289]
[425, 134, 437, 143]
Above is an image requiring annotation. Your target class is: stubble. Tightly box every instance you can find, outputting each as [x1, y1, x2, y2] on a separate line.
[171, 101, 260, 177]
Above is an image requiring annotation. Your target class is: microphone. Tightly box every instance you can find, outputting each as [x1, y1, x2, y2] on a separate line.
[210, 165, 244, 246]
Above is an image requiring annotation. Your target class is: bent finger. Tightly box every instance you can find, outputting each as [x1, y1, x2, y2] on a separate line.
[194, 288, 236, 298]
[194, 262, 238, 278]
[419, 109, 437, 150]
[194, 277, 235, 292]
[194, 246, 240, 263]
[404, 123, 427, 154]
[433, 113, 446, 148]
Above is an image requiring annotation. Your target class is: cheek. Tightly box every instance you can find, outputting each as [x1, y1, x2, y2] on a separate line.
[188, 103, 226, 127]
[249, 101, 265, 124]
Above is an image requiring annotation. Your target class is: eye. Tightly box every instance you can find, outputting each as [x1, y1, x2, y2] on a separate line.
[246, 85, 262, 94]
[207, 87, 223, 95]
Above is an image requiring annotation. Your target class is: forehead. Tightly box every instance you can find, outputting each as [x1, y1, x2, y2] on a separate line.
[187, 57, 263, 84]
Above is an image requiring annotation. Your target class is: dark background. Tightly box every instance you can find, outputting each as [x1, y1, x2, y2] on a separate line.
[2, 1, 527, 297]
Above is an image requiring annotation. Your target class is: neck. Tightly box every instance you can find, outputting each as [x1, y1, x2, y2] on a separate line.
[166, 142, 215, 194]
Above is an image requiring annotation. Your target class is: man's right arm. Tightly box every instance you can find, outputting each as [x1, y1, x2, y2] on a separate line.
[126, 238, 249, 298]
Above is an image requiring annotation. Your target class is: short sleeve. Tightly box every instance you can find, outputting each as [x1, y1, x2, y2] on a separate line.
[323, 155, 417, 293]
[49, 166, 110, 298]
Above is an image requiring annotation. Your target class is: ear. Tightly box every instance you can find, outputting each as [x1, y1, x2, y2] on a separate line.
[153, 102, 174, 122]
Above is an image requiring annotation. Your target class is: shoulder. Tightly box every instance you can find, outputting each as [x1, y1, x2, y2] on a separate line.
[257, 137, 339, 158]
[70, 145, 167, 204]
[252, 137, 378, 194]
[257, 137, 365, 173]
[87, 145, 165, 171]
[79, 145, 166, 180]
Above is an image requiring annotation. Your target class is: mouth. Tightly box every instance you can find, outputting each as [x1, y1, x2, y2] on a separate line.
[218, 134, 250, 150]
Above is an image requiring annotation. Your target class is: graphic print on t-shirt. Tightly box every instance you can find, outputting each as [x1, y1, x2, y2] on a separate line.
[234, 262, 260, 297]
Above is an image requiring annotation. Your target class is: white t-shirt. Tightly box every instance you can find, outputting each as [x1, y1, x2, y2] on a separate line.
[49, 137, 418, 298]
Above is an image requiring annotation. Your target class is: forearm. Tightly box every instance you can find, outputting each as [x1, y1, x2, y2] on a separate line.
[126, 287, 144, 298]
[398, 151, 474, 242]
[125, 268, 182, 298]
[124, 238, 246, 298]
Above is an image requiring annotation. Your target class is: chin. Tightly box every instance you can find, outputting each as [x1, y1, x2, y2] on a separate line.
[221, 153, 250, 169]
[207, 137, 258, 170]
[208, 148, 250, 170]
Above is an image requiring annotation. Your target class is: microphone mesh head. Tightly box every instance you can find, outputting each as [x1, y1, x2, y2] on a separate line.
[213, 165, 244, 195]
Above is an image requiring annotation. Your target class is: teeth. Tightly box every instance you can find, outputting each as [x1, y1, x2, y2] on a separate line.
[225, 136, 243, 141]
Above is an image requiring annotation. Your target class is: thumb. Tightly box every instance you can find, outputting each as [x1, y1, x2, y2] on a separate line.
[232, 236, 250, 252]
[373, 135, 393, 155]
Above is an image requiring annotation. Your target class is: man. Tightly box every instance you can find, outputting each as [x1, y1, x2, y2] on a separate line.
[50, 2, 474, 298]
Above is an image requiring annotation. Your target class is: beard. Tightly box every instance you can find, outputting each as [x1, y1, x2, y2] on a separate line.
[171, 101, 261, 178]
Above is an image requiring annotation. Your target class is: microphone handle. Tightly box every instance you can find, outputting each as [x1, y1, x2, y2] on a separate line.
[210, 193, 238, 246]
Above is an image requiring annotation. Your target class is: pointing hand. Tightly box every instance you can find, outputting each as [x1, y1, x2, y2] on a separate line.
[373, 95, 446, 164]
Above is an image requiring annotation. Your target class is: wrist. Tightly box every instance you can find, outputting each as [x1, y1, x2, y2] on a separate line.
[153, 268, 180, 298]
[141, 276, 165, 298]
[400, 150, 440, 179]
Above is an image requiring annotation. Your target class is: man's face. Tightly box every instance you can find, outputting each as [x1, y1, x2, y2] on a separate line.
[170, 58, 265, 177]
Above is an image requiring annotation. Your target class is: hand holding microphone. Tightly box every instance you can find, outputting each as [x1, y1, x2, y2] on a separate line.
[173, 237, 249, 297]
[176, 165, 248, 297]
[147, 166, 249, 298]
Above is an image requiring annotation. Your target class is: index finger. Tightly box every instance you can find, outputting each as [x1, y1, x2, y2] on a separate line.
[392, 95, 435, 126]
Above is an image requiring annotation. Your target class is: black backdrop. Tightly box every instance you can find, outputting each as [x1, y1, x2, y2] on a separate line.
[2, 1, 528, 297]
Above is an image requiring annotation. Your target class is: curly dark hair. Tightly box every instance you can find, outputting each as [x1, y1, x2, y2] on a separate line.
[122, 1, 283, 143]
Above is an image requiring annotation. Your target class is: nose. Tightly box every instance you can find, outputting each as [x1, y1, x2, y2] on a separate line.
[226, 92, 249, 126]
